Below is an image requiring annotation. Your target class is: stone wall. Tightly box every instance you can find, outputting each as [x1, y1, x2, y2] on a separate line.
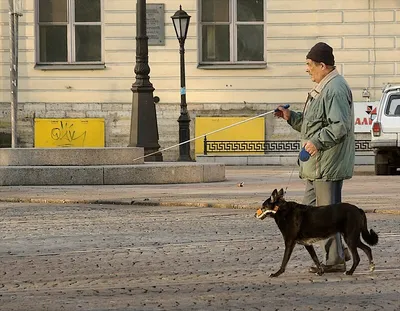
[1, 101, 303, 160]
[1, 101, 371, 161]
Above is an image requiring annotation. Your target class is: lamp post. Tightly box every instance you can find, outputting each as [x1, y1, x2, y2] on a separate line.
[8, 0, 23, 148]
[171, 6, 192, 161]
[129, 0, 162, 161]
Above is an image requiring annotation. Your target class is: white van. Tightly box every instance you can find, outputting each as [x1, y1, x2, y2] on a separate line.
[370, 84, 400, 175]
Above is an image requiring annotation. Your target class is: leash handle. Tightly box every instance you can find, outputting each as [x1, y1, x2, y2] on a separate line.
[274, 104, 290, 112]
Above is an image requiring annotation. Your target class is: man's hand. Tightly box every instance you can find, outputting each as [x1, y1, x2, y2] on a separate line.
[304, 141, 318, 156]
[274, 106, 291, 121]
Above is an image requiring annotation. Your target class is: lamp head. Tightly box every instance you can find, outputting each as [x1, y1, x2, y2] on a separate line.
[171, 5, 191, 42]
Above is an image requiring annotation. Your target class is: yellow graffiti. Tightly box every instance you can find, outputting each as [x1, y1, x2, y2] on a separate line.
[50, 121, 87, 147]
[34, 118, 105, 148]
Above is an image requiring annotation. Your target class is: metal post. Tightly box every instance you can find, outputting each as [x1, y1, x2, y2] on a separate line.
[177, 40, 192, 161]
[203, 136, 207, 155]
[9, 0, 19, 148]
[129, 0, 162, 161]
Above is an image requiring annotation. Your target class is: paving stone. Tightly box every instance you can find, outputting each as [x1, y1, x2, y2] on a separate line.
[0, 202, 399, 311]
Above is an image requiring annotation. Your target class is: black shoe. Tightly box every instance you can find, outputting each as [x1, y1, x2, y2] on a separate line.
[309, 263, 346, 273]
[344, 248, 351, 262]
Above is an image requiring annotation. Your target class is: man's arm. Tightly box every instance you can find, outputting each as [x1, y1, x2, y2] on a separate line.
[287, 111, 303, 133]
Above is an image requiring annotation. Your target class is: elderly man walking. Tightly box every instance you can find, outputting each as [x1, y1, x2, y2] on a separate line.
[275, 42, 355, 273]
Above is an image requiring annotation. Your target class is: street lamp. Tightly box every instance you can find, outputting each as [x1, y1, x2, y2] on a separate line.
[171, 6, 192, 161]
[129, 0, 162, 161]
[8, 0, 23, 148]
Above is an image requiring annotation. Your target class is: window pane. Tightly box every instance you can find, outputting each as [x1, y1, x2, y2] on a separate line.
[385, 96, 400, 115]
[39, 0, 68, 23]
[39, 26, 67, 62]
[237, 25, 264, 61]
[202, 25, 230, 62]
[202, 0, 229, 22]
[75, 0, 101, 22]
[237, 0, 264, 22]
[75, 25, 102, 62]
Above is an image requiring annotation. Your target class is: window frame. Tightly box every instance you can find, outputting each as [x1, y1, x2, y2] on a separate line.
[198, 0, 266, 68]
[35, 0, 104, 67]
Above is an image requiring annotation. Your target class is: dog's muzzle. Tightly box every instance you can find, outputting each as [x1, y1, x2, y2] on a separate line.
[255, 208, 276, 220]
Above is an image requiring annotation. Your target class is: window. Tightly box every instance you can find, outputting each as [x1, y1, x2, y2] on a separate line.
[36, 0, 102, 65]
[199, 0, 265, 66]
[385, 95, 400, 116]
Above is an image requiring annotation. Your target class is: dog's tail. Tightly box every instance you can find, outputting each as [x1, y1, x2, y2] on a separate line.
[360, 209, 378, 246]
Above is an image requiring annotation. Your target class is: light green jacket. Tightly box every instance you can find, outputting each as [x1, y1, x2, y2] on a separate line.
[288, 72, 355, 181]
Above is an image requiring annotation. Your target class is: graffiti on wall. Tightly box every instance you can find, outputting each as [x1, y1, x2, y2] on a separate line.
[34, 118, 105, 147]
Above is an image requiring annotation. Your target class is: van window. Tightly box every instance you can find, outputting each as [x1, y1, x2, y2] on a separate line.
[385, 95, 400, 116]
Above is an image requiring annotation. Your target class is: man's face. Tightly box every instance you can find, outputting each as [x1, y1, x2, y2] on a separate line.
[306, 59, 325, 83]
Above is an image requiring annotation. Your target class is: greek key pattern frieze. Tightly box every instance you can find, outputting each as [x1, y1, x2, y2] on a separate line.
[355, 140, 372, 151]
[203, 138, 372, 154]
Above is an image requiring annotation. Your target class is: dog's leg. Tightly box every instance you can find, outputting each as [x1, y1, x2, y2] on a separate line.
[270, 240, 296, 277]
[357, 241, 375, 272]
[345, 240, 361, 275]
[304, 245, 324, 275]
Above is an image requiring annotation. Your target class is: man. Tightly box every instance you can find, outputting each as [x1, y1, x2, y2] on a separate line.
[274, 42, 355, 273]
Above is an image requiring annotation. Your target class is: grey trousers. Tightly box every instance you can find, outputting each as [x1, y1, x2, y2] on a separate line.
[302, 179, 345, 265]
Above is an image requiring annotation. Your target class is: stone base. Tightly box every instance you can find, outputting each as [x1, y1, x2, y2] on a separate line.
[0, 163, 225, 186]
[0, 147, 145, 166]
[196, 152, 374, 166]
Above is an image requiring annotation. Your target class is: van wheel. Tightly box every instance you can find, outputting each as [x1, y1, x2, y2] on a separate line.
[375, 163, 389, 175]
[374, 153, 389, 175]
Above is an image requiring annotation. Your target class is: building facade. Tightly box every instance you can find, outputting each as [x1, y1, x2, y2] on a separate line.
[0, 0, 399, 160]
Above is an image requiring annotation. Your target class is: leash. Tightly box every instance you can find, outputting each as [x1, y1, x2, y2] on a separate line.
[283, 93, 314, 197]
[284, 164, 298, 196]
[132, 104, 290, 162]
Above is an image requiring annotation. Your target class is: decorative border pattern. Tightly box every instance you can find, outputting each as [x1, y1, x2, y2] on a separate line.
[354, 140, 372, 151]
[203, 138, 372, 154]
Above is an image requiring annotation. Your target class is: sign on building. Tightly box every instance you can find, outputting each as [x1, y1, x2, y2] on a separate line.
[354, 102, 379, 133]
[194, 117, 265, 156]
[34, 118, 105, 148]
[147, 4, 165, 46]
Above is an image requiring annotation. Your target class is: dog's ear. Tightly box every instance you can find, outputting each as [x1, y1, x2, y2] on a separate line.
[278, 188, 285, 197]
[271, 189, 278, 201]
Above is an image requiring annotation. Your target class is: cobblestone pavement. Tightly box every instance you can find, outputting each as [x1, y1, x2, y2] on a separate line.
[0, 202, 399, 311]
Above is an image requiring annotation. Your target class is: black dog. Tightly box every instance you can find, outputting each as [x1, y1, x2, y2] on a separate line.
[255, 188, 378, 277]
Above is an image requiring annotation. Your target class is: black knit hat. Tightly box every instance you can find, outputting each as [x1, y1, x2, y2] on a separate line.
[306, 42, 335, 66]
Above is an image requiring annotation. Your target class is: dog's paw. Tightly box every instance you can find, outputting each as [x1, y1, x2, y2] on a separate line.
[315, 270, 324, 276]
[369, 262, 375, 272]
[344, 270, 353, 276]
[269, 271, 281, 278]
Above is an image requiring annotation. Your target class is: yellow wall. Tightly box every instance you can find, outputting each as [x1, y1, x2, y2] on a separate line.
[194, 117, 265, 156]
[34, 118, 105, 147]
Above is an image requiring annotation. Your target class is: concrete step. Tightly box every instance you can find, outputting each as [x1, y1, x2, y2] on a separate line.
[0, 163, 225, 186]
[196, 152, 374, 166]
[0, 147, 144, 166]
